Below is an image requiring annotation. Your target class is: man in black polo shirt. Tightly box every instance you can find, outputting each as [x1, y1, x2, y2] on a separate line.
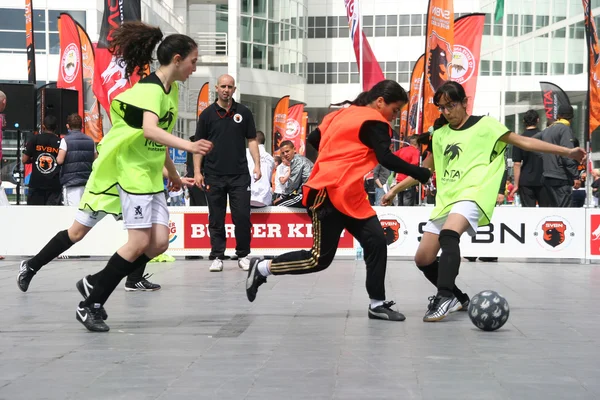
[194, 74, 261, 272]
[22, 115, 62, 205]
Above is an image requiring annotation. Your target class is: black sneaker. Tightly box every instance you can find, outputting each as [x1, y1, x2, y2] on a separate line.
[456, 292, 470, 311]
[76, 276, 108, 320]
[124, 274, 161, 291]
[246, 257, 266, 302]
[368, 301, 406, 321]
[17, 260, 36, 292]
[423, 294, 455, 322]
[76, 303, 110, 332]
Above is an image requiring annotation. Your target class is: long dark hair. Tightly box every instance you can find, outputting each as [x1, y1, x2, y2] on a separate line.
[330, 80, 408, 107]
[433, 81, 467, 106]
[109, 21, 197, 78]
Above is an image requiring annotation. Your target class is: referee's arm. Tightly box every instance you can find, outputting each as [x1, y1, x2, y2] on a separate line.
[193, 114, 207, 188]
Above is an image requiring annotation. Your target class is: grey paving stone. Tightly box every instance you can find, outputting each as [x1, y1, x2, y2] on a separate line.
[0, 257, 598, 399]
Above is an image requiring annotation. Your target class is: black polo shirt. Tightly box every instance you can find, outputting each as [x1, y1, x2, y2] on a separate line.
[195, 99, 256, 176]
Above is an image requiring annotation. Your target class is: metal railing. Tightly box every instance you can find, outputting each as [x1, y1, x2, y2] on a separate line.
[193, 32, 228, 56]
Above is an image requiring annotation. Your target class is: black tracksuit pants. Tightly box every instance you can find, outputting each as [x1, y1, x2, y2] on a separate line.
[204, 173, 252, 259]
[269, 189, 388, 301]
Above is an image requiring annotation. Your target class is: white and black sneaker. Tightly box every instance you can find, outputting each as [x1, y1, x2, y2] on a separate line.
[124, 274, 161, 291]
[76, 276, 108, 320]
[423, 294, 455, 322]
[17, 260, 36, 292]
[76, 303, 110, 332]
[246, 257, 266, 302]
[368, 301, 406, 321]
[448, 296, 463, 313]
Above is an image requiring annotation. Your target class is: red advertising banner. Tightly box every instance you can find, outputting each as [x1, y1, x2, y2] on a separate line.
[286, 103, 304, 153]
[24, 0, 36, 84]
[583, 0, 600, 141]
[75, 20, 103, 141]
[183, 211, 354, 250]
[399, 105, 408, 137]
[196, 82, 209, 118]
[407, 54, 425, 136]
[57, 14, 83, 118]
[272, 95, 290, 155]
[93, 0, 142, 115]
[423, 0, 454, 134]
[453, 13, 485, 115]
[343, 0, 385, 91]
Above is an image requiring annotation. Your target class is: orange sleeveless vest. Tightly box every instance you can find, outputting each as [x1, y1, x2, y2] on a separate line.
[303, 105, 391, 219]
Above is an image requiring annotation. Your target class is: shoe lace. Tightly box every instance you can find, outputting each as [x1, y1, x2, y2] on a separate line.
[427, 295, 440, 311]
[140, 273, 155, 284]
[381, 300, 396, 309]
[91, 307, 104, 322]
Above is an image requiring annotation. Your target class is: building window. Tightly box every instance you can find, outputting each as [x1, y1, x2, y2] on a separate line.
[521, 15, 533, 35]
[551, 63, 565, 74]
[241, 42, 251, 67]
[506, 14, 518, 37]
[568, 63, 584, 74]
[520, 61, 532, 75]
[552, 16, 566, 38]
[506, 61, 517, 76]
[568, 21, 585, 39]
[480, 60, 490, 76]
[534, 62, 548, 75]
[492, 60, 502, 76]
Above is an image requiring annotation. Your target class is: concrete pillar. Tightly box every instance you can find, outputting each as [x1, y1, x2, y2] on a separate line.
[228, 0, 241, 101]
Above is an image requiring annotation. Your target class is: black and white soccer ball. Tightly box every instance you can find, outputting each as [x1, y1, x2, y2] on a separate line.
[468, 290, 509, 331]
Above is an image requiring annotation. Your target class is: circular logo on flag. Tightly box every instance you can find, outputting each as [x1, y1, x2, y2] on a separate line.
[451, 45, 476, 84]
[285, 118, 301, 139]
[61, 43, 80, 84]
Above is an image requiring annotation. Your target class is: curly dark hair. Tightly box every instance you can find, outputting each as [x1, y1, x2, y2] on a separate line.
[108, 21, 163, 78]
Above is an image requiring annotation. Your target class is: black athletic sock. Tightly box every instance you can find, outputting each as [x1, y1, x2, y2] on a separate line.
[87, 254, 150, 288]
[419, 260, 466, 299]
[83, 252, 132, 307]
[437, 229, 461, 297]
[28, 230, 74, 272]
[127, 263, 148, 283]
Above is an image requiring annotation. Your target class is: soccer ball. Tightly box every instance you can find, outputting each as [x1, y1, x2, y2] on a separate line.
[468, 290, 510, 331]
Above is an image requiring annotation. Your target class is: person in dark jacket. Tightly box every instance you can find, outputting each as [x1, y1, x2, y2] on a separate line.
[57, 114, 96, 206]
[534, 105, 578, 207]
[510, 110, 549, 207]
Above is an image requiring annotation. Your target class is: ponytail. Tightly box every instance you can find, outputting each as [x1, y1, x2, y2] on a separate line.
[108, 21, 164, 78]
[330, 80, 408, 108]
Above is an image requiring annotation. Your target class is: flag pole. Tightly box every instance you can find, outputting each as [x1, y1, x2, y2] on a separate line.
[358, 0, 363, 91]
[585, 0, 593, 207]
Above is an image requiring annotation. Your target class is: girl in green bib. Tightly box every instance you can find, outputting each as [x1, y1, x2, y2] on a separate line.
[383, 81, 585, 323]
[75, 22, 213, 332]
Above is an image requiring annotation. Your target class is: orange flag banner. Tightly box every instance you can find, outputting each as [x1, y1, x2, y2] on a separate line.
[272, 96, 290, 154]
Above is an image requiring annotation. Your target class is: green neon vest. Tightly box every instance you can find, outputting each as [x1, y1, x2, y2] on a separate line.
[79, 77, 178, 215]
[430, 116, 509, 226]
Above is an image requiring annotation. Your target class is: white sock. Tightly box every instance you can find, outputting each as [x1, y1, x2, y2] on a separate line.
[257, 260, 272, 276]
[370, 299, 384, 309]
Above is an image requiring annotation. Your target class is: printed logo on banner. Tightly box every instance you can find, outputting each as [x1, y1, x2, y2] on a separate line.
[168, 220, 177, 243]
[379, 213, 408, 248]
[533, 216, 574, 251]
[451, 45, 476, 84]
[590, 214, 600, 255]
[61, 43, 80, 84]
[285, 118, 301, 138]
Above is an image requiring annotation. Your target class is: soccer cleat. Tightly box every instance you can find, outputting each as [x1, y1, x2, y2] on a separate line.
[76, 303, 110, 332]
[17, 260, 36, 292]
[238, 256, 251, 271]
[423, 294, 455, 322]
[124, 274, 161, 291]
[209, 259, 224, 272]
[76, 276, 108, 320]
[246, 257, 266, 302]
[368, 301, 406, 321]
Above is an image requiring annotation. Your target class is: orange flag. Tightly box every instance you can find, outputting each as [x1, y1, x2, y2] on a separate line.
[583, 0, 600, 141]
[422, 0, 454, 134]
[408, 54, 425, 136]
[272, 95, 290, 155]
[196, 82, 209, 118]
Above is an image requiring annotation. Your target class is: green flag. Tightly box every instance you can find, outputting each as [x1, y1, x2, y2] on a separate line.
[494, 0, 504, 22]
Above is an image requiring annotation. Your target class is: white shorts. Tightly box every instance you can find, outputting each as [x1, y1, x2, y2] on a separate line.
[118, 186, 169, 229]
[423, 201, 481, 237]
[75, 209, 108, 228]
[63, 186, 85, 206]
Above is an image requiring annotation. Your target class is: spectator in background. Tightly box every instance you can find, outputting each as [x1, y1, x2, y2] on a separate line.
[22, 115, 62, 205]
[535, 104, 578, 207]
[364, 170, 376, 205]
[511, 110, 548, 207]
[0, 91, 6, 260]
[273, 155, 289, 202]
[393, 135, 420, 206]
[56, 114, 96, 206]
[273, 140, 313, 207]
[373, 163, 390, 206]
[247, 131, 275, 207]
